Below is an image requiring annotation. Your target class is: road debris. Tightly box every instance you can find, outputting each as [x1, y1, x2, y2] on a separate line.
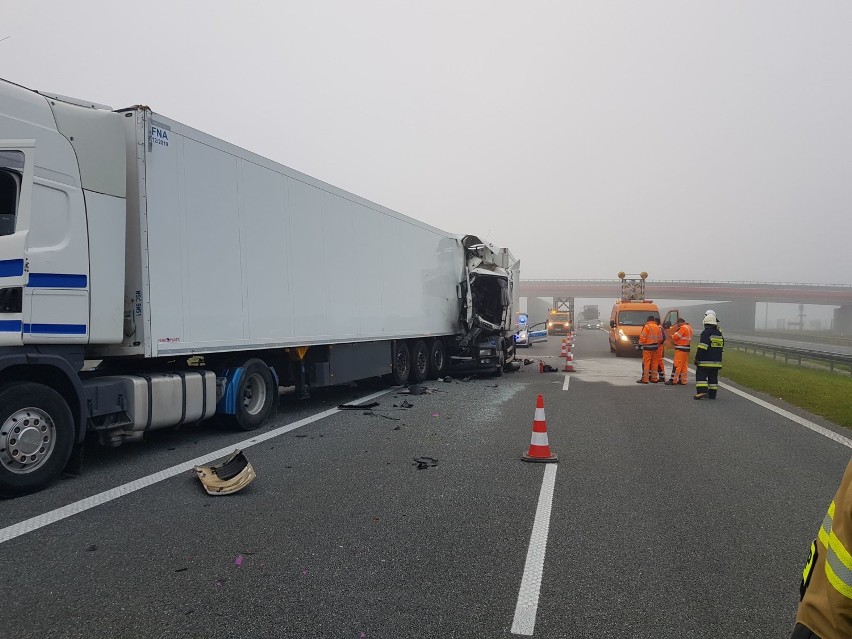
[339, 401, 380, 410]
[398, 384, 435, 395]
[194, 450, 256, 496]
[413, 456, 438, 470]
[234, 554, 245, 567]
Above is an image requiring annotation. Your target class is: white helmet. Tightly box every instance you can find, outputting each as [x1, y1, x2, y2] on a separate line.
[703, 313, 718, 326]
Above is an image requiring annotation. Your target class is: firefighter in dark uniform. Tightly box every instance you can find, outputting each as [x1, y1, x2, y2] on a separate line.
[693, 311, 723, 399]
[792, 458, 852, 638]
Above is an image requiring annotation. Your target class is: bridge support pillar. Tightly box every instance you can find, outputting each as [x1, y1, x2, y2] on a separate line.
[834, 306, 852, 335]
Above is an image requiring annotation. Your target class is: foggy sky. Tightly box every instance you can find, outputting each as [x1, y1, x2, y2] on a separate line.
[2, 1, 850, 284]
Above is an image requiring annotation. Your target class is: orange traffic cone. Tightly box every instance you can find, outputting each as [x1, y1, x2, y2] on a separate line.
[565, 341, 572, 353]
[560, 342, 567, 357]
[563, 352, 575, 372]
[522, 395, 558, 463]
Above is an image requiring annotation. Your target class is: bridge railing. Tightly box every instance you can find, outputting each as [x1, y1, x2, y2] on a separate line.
[521, 279, 852, 289]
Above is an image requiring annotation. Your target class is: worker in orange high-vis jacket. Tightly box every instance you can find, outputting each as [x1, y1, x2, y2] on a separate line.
[666, 318, 693, 385]
[636, 315, 663, 384]
[791, 457, 852, 639]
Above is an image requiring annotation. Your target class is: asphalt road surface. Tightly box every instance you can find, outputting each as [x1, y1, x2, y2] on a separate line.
[2, 330, 850, 638]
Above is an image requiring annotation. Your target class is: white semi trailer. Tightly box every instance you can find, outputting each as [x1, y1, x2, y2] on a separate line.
[0, 78, 520, 496]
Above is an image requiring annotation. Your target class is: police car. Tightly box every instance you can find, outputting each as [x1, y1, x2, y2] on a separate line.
[515, 314, 548, 347]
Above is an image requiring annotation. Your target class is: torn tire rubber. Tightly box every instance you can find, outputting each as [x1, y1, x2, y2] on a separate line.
[222, 358, 276, 431]
[410, 340, 429, 384]
[0, 382, 75, 498]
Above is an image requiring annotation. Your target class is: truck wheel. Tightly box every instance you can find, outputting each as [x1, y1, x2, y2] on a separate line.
[410, 340, 429, 383]
[0, 382, 75, 497]
[427, 339, 447, 379]
[225, 359, 276, 431]
[391, 342, 411, 385]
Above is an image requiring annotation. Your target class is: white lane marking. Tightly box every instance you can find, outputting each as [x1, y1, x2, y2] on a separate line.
[562, 374, 570, 390]
[0, 388, 395, 545]
[721, 380, 852, 448]
[511, 464, 558, 636]
[684, 365, 852, 449]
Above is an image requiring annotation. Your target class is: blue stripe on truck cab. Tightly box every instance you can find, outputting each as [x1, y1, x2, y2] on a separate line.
[0, 319, 22, 332]
[27, 273, 88, 288]
[24, 323, 87, 335]
[0, 259, 24, 277]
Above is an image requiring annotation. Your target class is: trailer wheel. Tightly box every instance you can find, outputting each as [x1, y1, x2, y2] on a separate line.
[391, 342, 411, 385]
[225, 359, 277, 431]
[410, 340, 429, 383]
[427, 339, 447, 379]
[0, 382, 75, 497]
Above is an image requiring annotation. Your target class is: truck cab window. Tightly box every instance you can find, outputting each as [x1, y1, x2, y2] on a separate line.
[0, 150, 25, 237]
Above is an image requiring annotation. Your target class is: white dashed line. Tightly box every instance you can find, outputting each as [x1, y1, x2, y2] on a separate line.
[562, 374, 570, 390]
[0, 388, 396, 545]
[511, 463, 558, 635]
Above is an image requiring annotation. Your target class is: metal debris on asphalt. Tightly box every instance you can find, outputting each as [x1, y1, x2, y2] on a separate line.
[339, 401, 380, 410]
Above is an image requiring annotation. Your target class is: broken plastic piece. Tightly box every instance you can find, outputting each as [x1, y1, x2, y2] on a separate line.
[195, 450, 256, 496]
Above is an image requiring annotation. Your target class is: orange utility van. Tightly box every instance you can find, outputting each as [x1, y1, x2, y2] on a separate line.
[608, 299, 661, 357]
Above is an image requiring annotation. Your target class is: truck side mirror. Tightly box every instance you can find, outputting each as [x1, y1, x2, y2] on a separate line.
[609, 320, 616, 328]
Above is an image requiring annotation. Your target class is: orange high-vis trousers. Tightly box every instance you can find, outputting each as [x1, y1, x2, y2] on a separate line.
[651, 346, 664, 381]
[642, 349, 658, 382]
[673, 350, 689, 384]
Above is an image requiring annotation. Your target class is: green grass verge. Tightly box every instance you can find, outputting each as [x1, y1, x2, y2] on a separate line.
[688, 347, 852, 429]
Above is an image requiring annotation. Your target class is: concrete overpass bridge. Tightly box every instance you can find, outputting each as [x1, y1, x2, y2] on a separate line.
[518, 280, 852, 332]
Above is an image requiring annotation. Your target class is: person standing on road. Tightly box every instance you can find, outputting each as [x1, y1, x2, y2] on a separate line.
[654, 317, 667, 383]
[666, 318, 693, 385]
[637, 315, 663, 384]
[791, 457, 852, 639]
[693, 311, 723, 399]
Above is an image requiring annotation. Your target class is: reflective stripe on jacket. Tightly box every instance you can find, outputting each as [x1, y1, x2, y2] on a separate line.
[797, 458, 852, 638]
[672, 323, 693, 351]
[639, 322, 662, 350]
[694, 326, 723, 367]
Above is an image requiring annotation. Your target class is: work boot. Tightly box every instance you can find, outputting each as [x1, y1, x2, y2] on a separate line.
[693, 393, 708, 400]
[636, 379, 649, 384]
[664, 380, 674, 386]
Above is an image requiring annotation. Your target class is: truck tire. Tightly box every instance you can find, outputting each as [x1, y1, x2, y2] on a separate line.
[391, 342, 411, 385]
[223, 359, 277, 431]
[427, 339, 447, 379]
[410, 340, 429, 383]
[0, 382, 75, 497]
